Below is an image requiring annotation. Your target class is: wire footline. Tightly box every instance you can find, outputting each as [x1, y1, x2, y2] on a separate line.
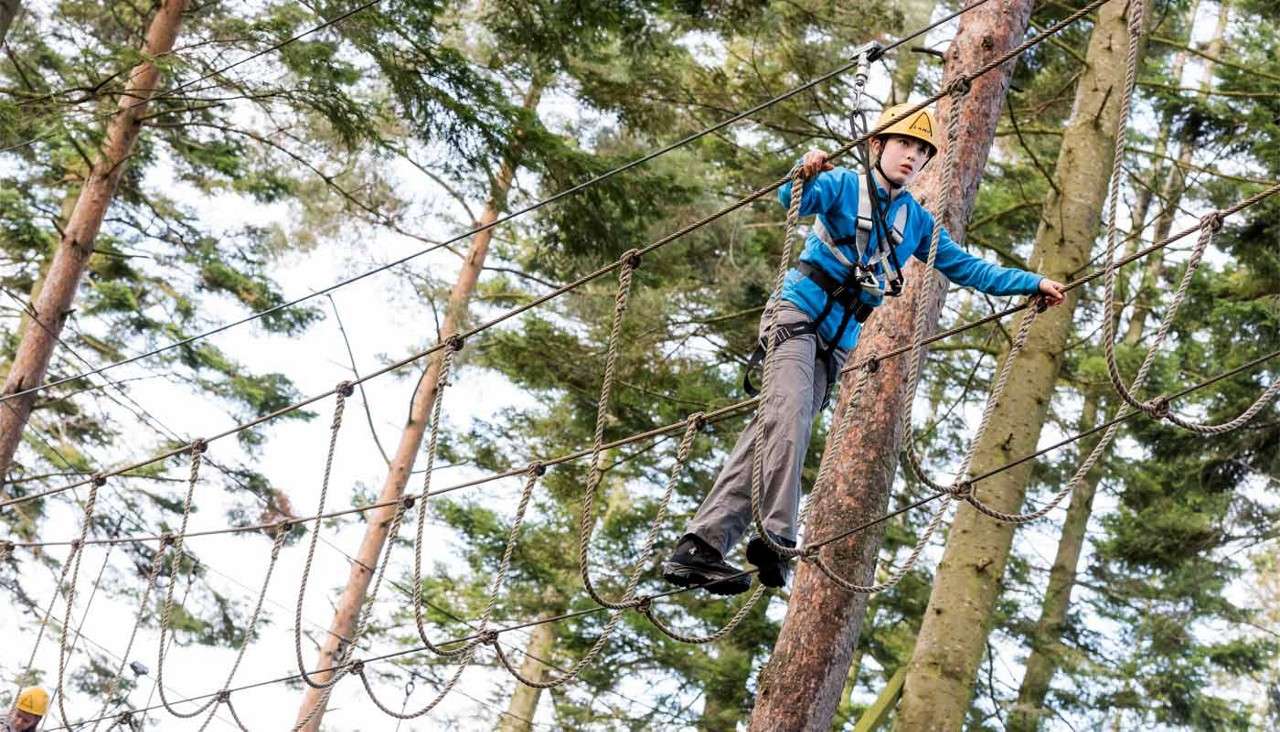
[0, 0, 1121, 515]
[0, 0, 1001, 407]
[43, 347, 1279, 729]
[46, 569, 763, 732]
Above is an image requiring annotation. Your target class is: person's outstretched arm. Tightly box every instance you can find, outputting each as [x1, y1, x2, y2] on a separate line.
[918, 220, 1065, 306]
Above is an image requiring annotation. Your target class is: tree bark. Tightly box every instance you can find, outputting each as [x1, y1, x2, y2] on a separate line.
[894, 2, 1148, 729]
[0, 0, 19, 46]
[746, 3, 1035, 729]
[294, 79, 543, 731]
[1009, 4, 1225, 728]
[0, 0, 188, 490]
[497, 619, 556, 731]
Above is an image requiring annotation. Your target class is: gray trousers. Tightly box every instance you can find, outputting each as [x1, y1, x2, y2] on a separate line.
[686, 301, 848, 557]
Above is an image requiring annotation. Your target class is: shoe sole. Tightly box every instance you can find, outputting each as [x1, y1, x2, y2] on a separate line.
[661, 562, 752, 596]
[746, 540, 790, 589]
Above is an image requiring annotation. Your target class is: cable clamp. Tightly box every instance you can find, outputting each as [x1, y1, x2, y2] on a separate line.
[621, 248, 643, 271]
[1200, 211, 1225, 232]
[1147, 396, 1171, 419]
[946, 77, 972, 98]
[689, 412, 707, 431]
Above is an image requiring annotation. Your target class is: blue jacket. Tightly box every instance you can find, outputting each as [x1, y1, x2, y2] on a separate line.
[777, 166, 1043, 350]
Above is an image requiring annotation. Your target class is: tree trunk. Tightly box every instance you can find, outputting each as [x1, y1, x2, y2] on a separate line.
[1006, 393, 1102, 732]
[0, 0, 188, 490]
[294, 79, 543, 731]
[0, 0, 18, 46]
[889, 0, 939, 105]
[497, 619, 556, 731]
[1009, 4, 1225, 728]
[747, 2, 1035, 729]
[894, 2, 1147, 729]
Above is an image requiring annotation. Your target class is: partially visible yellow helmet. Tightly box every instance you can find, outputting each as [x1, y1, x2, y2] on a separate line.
[874, 104, 939, 158]
[15, 686, 49, 717]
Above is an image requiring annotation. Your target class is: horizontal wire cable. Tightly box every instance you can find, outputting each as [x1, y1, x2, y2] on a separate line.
[0, 0, 1002, 405]
[39, 307, 1280, 730]
[4, 162, 1267, 516]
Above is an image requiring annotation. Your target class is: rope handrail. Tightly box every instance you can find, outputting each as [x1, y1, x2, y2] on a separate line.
[6, 173, 1274, 526]
[0, 0, 1133, 518]
[0, 0, 1001, 407]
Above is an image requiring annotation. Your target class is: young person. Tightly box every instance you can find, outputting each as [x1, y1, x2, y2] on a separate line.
[662, 104, 1066, 594]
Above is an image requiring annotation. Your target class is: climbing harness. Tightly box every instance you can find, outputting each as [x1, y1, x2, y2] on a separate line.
[743, 47, 912, 408]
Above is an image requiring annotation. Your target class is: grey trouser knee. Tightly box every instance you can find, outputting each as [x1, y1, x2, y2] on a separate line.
[685, 301, 847, 557]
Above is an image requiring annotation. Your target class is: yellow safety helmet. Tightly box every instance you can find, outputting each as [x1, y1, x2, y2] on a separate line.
[15, 686, 49, 717]
[873, 104, 939, 158]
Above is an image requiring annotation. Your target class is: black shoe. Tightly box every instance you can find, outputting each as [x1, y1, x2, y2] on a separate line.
[661, 535, 752, 596]
[746, 531, 796, 588]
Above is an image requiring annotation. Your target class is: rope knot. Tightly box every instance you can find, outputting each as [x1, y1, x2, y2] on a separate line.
[401, 495, 416, 510]
[634, 596, 653, 614]
[801, 544, 820, 560]
[70, 538, 83, 550]
[478, 629, 499, 646]
[190, 438, 208, 455]
[159, 533, 176, 547]
[865, 357, 881, 374]
[529, 462, 547, 477]
[446, 334, 466, 352]
[216, 690, 231, 703]
[1033, 295, 1049, 313]
[336, 380, 355, 398]
[1201, 211, 1225, 232]
[688, 412, 707, 431]
[349, 659, 365, 675]
[117, 712, 133, 725]
[946, 77, 972, 98]
[270, 520, 293, 538]
[621, 248, 643, 271]
[90, 473, 107, 487]
[1147, 396, 1171, 419]
[0, 540, 14, 558]
[948, 480, 974, 499]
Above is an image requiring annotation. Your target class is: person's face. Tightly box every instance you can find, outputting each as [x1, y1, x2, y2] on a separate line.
[873, 135, 932, 187]
[9, 709, 41, 732]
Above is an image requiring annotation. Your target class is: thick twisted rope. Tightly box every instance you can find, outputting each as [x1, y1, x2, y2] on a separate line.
[155, 443, 288, 721]
[582, 410, 706, 609]
[748, 166, 810, 559]
[576, 253, 656, 609]
[293, 383, 355, 688]
[53, 478, 101, 728]
[1095, 0, 1276, 434]
[0, 0, 1119, 519]
[88, 539, 167, 732]
[811, 301, 1041, 589]
[640, 584, 768, 644]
